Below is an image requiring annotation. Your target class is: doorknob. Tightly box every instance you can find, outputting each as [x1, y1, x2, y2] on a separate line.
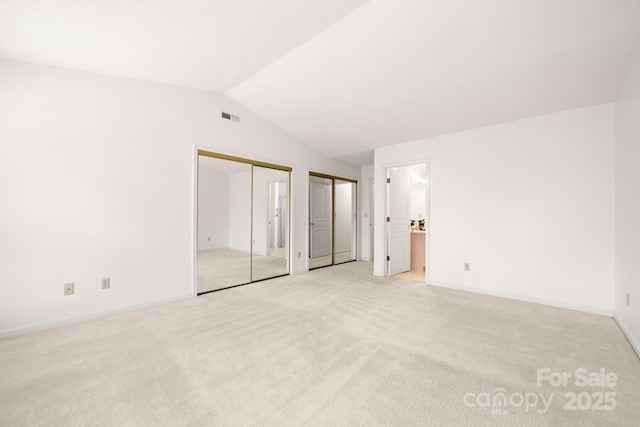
[311, 222, 315, 226]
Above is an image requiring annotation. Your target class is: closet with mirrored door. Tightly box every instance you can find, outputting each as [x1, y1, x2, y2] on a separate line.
[197, 150, 291, 294]
[309, 173, 357, 269]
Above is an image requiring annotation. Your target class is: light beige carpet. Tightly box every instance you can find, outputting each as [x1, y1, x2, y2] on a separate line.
[1, 262, 639, 425]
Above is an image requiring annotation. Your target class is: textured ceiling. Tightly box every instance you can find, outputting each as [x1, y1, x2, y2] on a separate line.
[2, 0, 639, 162]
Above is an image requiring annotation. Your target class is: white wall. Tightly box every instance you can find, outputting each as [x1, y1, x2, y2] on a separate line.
[374, 104, 615, 314]
[614, 37, 640, 354]
[0, 59, 359, 336]
[197, 166, 229, 250]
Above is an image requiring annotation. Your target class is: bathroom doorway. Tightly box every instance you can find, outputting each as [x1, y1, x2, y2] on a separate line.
[386, 163, 428, 282]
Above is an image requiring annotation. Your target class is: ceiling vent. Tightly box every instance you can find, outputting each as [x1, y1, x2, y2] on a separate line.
[221, 111, 240, 122]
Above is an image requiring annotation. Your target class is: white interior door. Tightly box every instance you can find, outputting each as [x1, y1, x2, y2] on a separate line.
[388, 169, 411, 275]
[310, 181, 331, 257]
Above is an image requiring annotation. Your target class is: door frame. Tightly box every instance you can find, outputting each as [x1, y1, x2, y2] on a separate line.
[370, 178, 375, 261]
[380, 159, 430, 281]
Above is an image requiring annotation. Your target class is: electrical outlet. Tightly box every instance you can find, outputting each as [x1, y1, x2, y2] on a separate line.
[64, 283, 74, 296]
[207, 237, 211, 241]
[298, 252, 301, 258]
[101, 278, 110, 290]
[464, 263, 470, 271]
[626, 292, 630, 306]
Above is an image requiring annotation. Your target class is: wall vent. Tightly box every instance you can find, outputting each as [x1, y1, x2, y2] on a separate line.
[221, 111, 240, 122]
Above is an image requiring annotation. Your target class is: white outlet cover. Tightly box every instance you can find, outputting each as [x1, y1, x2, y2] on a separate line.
[64, 283, 74, 295]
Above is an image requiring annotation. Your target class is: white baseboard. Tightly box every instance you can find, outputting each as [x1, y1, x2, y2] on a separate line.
[0, 293, 193, 340]
[426, 280, 614, 317]
[373, 270, 385, 277]
[613, 314, 640, 359]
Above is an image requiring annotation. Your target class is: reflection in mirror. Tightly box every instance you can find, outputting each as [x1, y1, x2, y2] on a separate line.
[309, 176, 333, 269]
[197, 156, 251, 293]
[252, 166, 289, 281]
[334, 179, 357, 264]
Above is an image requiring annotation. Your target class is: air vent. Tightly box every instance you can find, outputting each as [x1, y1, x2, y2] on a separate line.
[221, 111, 240, 122]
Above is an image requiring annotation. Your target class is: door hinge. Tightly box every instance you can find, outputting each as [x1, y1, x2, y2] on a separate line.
[387, 256, 390, 261]
[386, 216, 390, 222]
[387, 178, 391, 183]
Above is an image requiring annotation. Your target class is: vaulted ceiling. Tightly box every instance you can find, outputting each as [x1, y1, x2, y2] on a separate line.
[2, 0, 639, 164]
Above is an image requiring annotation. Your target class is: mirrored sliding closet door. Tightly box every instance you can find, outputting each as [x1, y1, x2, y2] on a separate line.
[197, 151, 291, 294]
[308, 173, 357, 270]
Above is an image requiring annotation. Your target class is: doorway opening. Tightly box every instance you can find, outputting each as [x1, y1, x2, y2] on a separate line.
[196, 150, 291, 294]
[309, 172, 357, 270]
[386, 163, 428, 282]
